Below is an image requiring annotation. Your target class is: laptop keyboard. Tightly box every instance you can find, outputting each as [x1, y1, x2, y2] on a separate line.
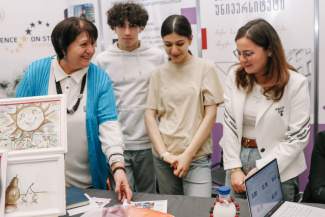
[278, 203, 312, 217]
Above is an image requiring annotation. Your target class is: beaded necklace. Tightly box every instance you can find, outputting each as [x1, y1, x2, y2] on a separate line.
[55, 73, 87, 114]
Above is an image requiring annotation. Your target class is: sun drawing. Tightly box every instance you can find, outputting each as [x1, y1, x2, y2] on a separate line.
[6, 103, 54, 139]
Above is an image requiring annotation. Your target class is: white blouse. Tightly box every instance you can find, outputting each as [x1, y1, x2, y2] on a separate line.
[243, 83, 263, 140]
[48, 57, 124, 188]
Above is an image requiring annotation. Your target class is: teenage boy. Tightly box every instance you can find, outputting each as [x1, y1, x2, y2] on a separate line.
[95, 2, 164, 193]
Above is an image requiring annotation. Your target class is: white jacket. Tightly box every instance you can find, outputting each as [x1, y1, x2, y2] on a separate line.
[95, 42, 165, 150]
[220, 66, 311, 182]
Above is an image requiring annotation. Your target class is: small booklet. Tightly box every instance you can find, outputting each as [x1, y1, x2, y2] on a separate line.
[66, 187, 90, 209]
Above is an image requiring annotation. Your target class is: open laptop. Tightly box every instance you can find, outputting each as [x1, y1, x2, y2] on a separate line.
[245, 158, 325, 217]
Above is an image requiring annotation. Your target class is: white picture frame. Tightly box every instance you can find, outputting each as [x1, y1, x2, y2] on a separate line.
[0, 150, 8, 217]
[0, 95, 67, 156]
[4, 154, 65, 217]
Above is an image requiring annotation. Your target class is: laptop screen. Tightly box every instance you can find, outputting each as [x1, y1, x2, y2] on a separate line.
[245, 158, 284, 217]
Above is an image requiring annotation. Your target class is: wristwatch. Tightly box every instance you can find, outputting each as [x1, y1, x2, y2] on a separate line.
[161, 152, 170, 161]
[110, 158, 125, 164]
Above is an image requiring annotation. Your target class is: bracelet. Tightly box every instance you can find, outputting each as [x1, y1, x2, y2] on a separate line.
[161, 152, 170, 161]
[112, 166, 126, 175]
[231, 167, 242, 172]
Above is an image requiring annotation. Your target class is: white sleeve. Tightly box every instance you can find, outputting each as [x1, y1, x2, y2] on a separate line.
[99, 120, 125, 167]
[221, 68, 242, 170]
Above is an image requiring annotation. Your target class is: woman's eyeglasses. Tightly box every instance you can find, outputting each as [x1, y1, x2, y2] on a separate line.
[233, 49, 264, 61]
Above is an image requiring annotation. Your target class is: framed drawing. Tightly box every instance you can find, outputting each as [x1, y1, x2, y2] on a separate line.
[0, 95, 67, 156]
[5, 154, 65, 217]
[0, 150, 8, 217]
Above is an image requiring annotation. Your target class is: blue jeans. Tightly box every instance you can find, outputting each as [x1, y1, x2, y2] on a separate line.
[108, 149, 156, 193]
[153, 155, 211, 197]
[225, 146, 299, 202]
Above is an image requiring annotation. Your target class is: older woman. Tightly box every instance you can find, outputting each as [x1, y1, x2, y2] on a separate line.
[15, 17, 132, 202]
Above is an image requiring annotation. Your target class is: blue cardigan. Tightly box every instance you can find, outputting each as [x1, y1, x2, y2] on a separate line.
[15, 56, 118, 189]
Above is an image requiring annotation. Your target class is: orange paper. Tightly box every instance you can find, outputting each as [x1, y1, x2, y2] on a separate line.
[126, 207, 174, 217]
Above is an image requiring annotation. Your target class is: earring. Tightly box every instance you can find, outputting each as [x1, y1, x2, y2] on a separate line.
[63, 56, 67, 61]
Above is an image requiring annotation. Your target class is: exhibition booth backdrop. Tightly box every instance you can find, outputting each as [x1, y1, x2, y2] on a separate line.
[0, 0, 322, 192]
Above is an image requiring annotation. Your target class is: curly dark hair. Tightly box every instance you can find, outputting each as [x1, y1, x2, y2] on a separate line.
[106, 2, 148, 30]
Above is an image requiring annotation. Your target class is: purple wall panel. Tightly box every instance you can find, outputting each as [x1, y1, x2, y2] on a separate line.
[211, 123, 223, 169]
[180, 7, 196, 25]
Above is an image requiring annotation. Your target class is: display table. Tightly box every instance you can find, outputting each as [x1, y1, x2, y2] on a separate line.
[61, 189, 250, 217]
[61, 189, 325, 217]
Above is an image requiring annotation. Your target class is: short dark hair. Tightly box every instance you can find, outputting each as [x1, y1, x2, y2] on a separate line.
[106, 2, 148, 30]
[51, 17, 98, 60]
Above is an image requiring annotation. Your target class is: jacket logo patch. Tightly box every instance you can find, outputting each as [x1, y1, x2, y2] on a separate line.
[275, 106, 284, 116]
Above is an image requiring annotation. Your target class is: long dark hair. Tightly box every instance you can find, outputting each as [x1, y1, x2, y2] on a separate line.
[234, 18, 296, 101]
[161, 15, 192, 56]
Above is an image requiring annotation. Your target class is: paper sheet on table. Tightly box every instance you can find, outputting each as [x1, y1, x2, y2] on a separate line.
[67, 194, 111, 216]
[92, 197, 111, 208]
[123, 200, 168, 213]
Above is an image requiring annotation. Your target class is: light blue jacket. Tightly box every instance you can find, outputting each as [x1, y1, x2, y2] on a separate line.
[15, 56, 118, 189]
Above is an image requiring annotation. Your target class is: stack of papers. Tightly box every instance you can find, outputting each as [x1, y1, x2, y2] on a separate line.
[67, 195, 172, 217]
[122, 200, 168, 213]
